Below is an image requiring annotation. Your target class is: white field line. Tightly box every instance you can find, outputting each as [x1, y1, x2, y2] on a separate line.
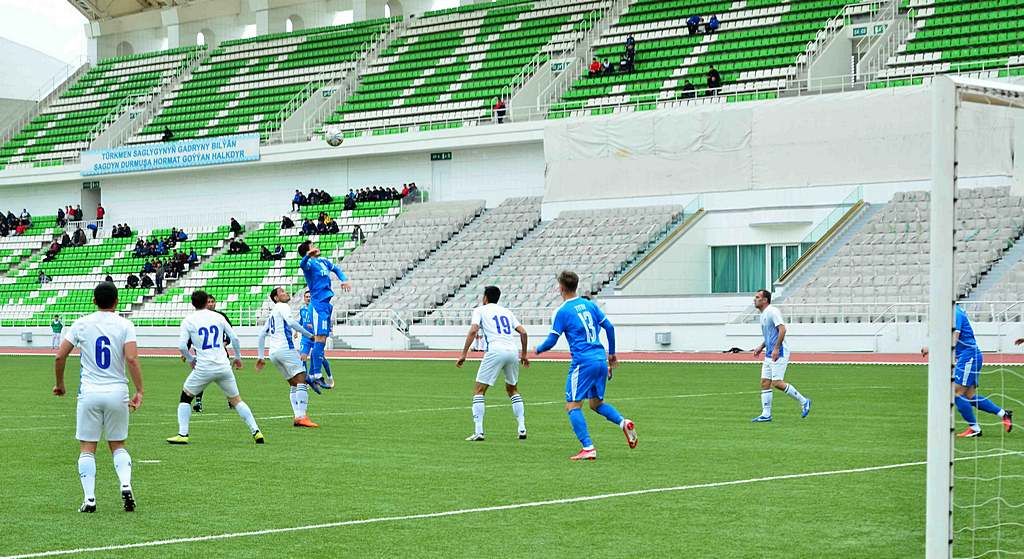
[3, 451, 1019, 559]
[0, 386, 893, 433]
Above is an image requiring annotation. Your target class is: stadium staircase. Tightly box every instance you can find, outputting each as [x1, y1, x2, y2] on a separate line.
[324, 0, 616, 136]
[127, 18, 399, 144]
[0, 47, 205, 169]
[607, 203, 705, 295]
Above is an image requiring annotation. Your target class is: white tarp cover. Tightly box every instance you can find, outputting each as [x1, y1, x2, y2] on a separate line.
[544, 85, 1018, 203]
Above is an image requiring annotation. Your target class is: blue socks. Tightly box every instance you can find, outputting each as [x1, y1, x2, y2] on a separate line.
[309, 341, 326, 380]
[955, 395, 979, 428]
[567, 408, 593, 448]
[970, 395, 1003, 416]
[595, 403, 624, 426]
[322, 358, 333, 380]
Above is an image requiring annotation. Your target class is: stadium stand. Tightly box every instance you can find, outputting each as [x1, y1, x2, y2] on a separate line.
[0, 215, 62, 276]
[873, 0, 1024, 87]
[0, 224, 230, 326]
[129, 18, 398, 144]
[324, 0, 610, 135]
[358, 196, 542, 318]
[549, 0, 850, 116]
[0, 47, 204, 167]
[132, 196, 400, 325]
[436, 204, 683, 320]
[783, 186, 1024, 323]
[332, 200, 485, 314]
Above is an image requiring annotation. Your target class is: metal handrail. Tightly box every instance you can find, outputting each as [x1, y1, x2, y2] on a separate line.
[0, 56, 90, 146]
[799, 4, 849, 76]
[860, 0, 913, 77]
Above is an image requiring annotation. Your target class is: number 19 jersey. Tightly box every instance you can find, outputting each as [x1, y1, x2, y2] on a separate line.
[180, 309, 235, 371]
[471, 303, 521, 353]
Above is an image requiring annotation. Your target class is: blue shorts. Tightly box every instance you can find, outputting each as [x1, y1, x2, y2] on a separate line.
[955, 348, 982, 387]
[565, 359, 609, 402]
[299, 337, 314, 357]
[310, 300, 333, 336]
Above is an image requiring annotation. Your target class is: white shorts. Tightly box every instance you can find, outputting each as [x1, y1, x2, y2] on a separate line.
[761, 357, 790, 381]
[269, 349, 305, 380]
[476, 350, 520, 386]
[184, 366, 240, 399]
[76, 388, 129, 442]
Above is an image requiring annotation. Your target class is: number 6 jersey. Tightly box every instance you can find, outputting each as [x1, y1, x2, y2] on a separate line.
[471, 303, 522, 353]
[179, 309, 238, 371]
[64, 311, 137, 391]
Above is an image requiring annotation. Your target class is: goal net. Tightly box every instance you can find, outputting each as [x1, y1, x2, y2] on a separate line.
[929, 76, 1024, 559]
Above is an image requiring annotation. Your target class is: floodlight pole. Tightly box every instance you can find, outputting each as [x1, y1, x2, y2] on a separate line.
[926, 75, 956, 559]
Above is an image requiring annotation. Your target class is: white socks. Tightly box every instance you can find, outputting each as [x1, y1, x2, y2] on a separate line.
[761, 390, 773, 416]
[234, 401, 260, 434]
[177, 402, 191, 436]
[78, 452, 96, 502]
[472, 395, 486, 435]
[510, 394, 526, 432]
[784, 384, 808, 405]
[290, 385, 309, 419]
[112, 448, 132, 490]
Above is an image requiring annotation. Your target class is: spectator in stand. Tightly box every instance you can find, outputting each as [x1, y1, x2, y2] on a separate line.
[259, 245, 273, 261]
[155, 263, 165, 294]
[142, 260, 154, 274]
[321, 190, 333, 204]
[43, 240, 61, 262]
[619, 54, 633, 73]
[104, 275, 113, 283]
[134, 239, 146, 257]
[126, 273, 139, 289]
[96, 204, 105, 223]
[343, 195, 356, 211]
[14, 221, 28, 235]
[352, 223, 364, 243]
[156, 240, 167, 256]
[38, 270, 51, 284]
[707, 15, 720, 33]
[281, 215, 295, 229]
[176, 229, 187, 242]
[0, 220, 8, 238]
[707, 65, 722, 96]
[589, 57, 602, 77]
[74, 205, 83, 221]
[188, 249, 198, 264]
[687, 14, 703, 35]
[57, 207, 66, 228]
[602, 59, 614, 75]
[229, 217, 243, 236]
[324, 215, 339, 234]
[316, 213, 328, 234]
[59, 231, 71, 248]
[271, 244, 285, 260]
[20, 208, 31, 222]
[347, 189, 356, 202]
[626, 34, 635, 47]
[301, 219, 317, 236]
[5, 210, 16, 226]
[140, 272, 154, 289]
[292, 190, 306, 211]
[162, 127, 174, 142]
[87, 222, 98, 239]
[72, 226, 87, 246]
[228, 239, 251, 254]
[494, 98, 507, 124]
[681, 80, 696, 99]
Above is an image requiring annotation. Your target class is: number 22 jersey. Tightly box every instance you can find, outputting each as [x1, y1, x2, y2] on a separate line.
[179, 309, 237, 371]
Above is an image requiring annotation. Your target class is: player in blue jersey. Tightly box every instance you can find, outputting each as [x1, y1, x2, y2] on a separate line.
[298, 240, 351, 393]
[923, 304, 1013, 437]
[751, 290, 811, 422]
[295, 289, 334, 387]
[536, 271, 637, 461]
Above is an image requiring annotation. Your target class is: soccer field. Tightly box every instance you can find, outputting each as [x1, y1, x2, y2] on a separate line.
[1, 356, 1021, 558]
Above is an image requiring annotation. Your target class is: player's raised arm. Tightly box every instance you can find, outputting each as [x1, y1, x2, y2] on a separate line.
[327, 259, 352, 291]
[457, 323, 481, 367]
[124, 340, 144, 411]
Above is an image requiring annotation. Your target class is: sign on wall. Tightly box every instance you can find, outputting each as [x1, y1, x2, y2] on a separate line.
[80, 134, 261, 176]
[430, 152, 452, 161]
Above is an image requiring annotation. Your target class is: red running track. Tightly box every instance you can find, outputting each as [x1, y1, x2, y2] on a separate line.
[4, 347, 1024, 364]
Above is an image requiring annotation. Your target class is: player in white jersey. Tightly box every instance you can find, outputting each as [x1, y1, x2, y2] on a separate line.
[167, 290, 264, 445]
[53, 282, 143, 513]
[257, 287, 318, 428]
[751, 289, 811, 422]
[456, 286, 530, 441]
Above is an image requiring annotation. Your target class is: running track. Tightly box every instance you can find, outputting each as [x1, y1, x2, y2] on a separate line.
[4, 347, 1024, 365]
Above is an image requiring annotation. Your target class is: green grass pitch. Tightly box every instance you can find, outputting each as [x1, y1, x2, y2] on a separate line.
[0, 356, 1020, 558]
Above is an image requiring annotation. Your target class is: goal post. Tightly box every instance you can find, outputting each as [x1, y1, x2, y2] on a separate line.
[927, 75, 1024, 559]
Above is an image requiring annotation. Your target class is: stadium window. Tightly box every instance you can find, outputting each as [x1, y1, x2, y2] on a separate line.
[384, 3, 391, 17]
[770, 244, 803, 282]
[333, 10, 353, 25]
[286, 15, 303, 32]
[286, 18, 293, 32]
[711, 245, 767, 293]
[115, 41, 134, 56]
[196, 31, 206, 46]
[242, 24, 258, 38]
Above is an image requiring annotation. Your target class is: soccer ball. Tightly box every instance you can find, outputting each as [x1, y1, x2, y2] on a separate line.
[324, 126, 344, 147]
